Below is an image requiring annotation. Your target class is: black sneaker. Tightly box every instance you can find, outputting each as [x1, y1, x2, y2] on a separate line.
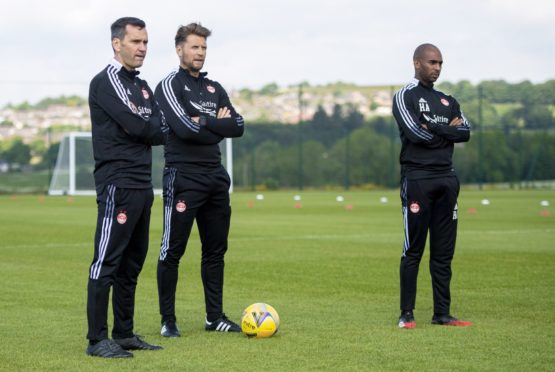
[86, 339, 133, 358]
[398, 310, 416, 329]
[113, 334, 163, 350]
[161, 320, 181, 337]
[205, 314, 241, 332]
[431, 314, 472, 327]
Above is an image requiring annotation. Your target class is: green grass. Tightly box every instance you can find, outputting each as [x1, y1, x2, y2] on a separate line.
[0, 171, 50, 193]
[0, 190, 554, 370]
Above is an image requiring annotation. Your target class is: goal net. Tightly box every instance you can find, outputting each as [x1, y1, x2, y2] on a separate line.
[48, 132, 233, 195]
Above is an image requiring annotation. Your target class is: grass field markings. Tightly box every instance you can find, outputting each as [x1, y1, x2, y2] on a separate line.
[460, 228, 555, 235]
[2, 242, 90, 250]
[5, 227, 551, 250]
[228, 233, 394, 242]
[228, 227, 554, 242]
[4, 229, 551, 252]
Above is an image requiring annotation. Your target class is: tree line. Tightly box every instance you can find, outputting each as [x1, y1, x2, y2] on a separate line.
[231, 79, 555, 189]
[0, 80, 553, 190]
[231, 110, 554, 190]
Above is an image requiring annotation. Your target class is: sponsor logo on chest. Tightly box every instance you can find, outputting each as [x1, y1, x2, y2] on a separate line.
[423, 113, 449, 124]
[137, 106, 152, 116]
[200, 100, 217, 109]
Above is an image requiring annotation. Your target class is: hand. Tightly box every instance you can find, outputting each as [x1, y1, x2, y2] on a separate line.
[449, 117, 464, 126]
[217, 107, 231, 119]
[191, 116, 200, 123]
[421, 123, 428, 130]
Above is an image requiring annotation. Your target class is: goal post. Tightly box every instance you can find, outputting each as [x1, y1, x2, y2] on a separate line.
[48, 133, 234, 195]
[48, 132, 95, 196]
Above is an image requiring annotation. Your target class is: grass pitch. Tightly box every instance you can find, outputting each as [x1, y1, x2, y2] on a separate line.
[0, 189, 553, 370]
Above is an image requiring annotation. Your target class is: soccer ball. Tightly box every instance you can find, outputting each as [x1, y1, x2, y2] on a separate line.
[240, 303, 280, 338]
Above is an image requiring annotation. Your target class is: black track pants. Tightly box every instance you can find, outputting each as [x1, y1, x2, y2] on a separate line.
[87, 185, 154, 341]
[399, 176, 459, 315]
[157, 166, 231, 322]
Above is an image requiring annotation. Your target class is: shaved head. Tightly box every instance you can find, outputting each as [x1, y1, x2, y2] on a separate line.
[413, 43, 440, 61]
[413, 43, 443, 86]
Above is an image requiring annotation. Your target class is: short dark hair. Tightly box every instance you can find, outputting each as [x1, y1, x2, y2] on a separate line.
[175, 23, 212, 46]
[111, 17, 146, 40]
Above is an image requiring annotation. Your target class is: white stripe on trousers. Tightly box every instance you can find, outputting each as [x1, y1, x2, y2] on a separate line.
[90, 184, 116, 279]
[401, 178, 410, 257]
[159, 168, 177, 261]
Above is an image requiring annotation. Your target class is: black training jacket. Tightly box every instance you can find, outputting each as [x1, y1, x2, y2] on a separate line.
[155, 67, 244, 173]
[392, 78, 471, 180]
[89, 59, 167, 191]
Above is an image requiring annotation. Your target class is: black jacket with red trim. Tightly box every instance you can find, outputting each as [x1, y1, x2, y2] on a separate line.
[392, 78, 471, 180]
[89, 59, 167, 191]
[155, 67, 244, 173]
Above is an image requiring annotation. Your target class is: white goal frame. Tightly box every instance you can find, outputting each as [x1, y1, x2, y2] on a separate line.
[48, 132, 95, 196]
[48, 132, 234, 195]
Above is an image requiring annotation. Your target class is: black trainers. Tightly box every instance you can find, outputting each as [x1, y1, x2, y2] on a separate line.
[86, 339, 133, 358]
[205, 314, 241, 332]
[113, 334, 163, 350]
[398, 310, 416, 329]
[161, 320, 181, 337]
[431, 314, 472, 327]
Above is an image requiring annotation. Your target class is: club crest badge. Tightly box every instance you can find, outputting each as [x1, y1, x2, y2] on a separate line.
[440, 98, 450, 106]
[409, 202, 420, 214]
[207, 85, 216, 94]
[176, 200, 187, 213]
[142, 88, 150, 99]
[117, 211, 127, 224]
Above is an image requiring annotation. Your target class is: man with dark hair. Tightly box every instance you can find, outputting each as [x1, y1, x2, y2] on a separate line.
[392, 43, 472, 329]
[86, 16, 166, 358]
[155, 22, 244, 337]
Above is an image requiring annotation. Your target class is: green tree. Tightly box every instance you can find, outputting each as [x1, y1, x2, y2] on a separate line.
[253, 140, 282, 188]
[479, 131, 517, 183]
[30, 139, 47, 158]
[463, 99, 500, 129]
[501, 104, 555, 130]
[239, 88, 254, 101]
[535, 80, 555, 104]
[344, 105, 365, 132]
[259, 82, 279, 96]
[338, 127, 392, 186]
[36, 142, 60, 171]
[300, 140, 327, 187]
[1, 138, 31, 169]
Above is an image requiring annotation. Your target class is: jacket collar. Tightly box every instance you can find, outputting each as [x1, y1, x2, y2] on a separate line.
[110, 58, 140, 78]
[179, 66, 208, 79]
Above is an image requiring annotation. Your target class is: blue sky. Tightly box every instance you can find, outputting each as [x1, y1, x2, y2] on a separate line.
[1, 0, 554, 106]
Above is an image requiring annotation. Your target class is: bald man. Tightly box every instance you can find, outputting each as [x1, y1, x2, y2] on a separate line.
[392, 43, 472, 329]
